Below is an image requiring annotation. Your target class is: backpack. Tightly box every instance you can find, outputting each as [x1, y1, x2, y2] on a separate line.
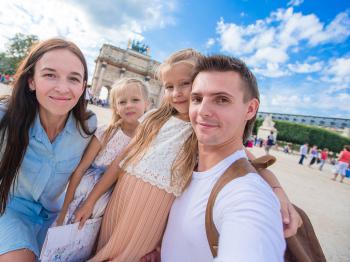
[205, 156, 326, 262]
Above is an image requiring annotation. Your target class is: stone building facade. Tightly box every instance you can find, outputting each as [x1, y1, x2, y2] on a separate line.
[257, 111, 350, 129]
[91, 44, 163, 107]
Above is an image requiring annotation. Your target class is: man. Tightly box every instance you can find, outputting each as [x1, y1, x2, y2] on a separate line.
[265, 131, 275, 154]
[299, 143, 309, 165]
[161, 55, 285, 261]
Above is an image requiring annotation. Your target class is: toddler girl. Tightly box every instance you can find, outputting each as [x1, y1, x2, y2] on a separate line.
[55, 78, 149, 226]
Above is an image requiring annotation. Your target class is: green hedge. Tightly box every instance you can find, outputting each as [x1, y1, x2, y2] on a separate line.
[253, 119, 350, 152]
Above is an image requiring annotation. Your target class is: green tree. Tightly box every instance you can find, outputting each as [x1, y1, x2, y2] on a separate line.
[253, 119, 350, 152]
[0, 33, 38, 75]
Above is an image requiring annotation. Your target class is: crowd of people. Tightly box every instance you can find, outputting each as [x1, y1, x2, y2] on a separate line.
[298, 143, 350, 182]
[0, 73, 13, 84]
[0, 37, 326, 262]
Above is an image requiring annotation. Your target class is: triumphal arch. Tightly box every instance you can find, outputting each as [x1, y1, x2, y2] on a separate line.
[91, 41, 163, 107]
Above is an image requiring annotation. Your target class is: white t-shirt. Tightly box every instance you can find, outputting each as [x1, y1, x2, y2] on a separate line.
[161, 149, 285, 262]
[300, 145, 308, 155]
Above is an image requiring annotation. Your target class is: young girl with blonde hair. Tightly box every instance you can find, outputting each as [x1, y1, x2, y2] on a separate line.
[70, 49, 201, 261]
[55, 78, 149, 226]
[74, 49, 299, 261]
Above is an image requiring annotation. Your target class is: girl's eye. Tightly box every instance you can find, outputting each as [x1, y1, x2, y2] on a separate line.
[181, 81, 191, 87]
[132, 98, 140, 102]
[165, 85, 173, 90]
[119, 101, 126, 105]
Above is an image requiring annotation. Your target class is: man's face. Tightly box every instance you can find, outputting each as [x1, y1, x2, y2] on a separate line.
[189, 71, 259, 147]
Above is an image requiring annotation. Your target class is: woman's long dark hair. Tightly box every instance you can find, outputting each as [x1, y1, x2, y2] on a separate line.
[0, 38, 95, 214]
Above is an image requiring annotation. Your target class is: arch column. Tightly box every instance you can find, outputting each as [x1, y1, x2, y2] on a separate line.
[93, 62, 107, 98]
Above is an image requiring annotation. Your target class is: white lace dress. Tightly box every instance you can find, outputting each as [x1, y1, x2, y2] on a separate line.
[91, 116, 193, 262]
[62, 126, 131, 224]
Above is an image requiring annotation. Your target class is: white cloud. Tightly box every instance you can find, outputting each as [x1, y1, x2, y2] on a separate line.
[216, 8, 350, 78]
[321, 56, 350, 93]
[309, 12, 350, 46]
[216, 19, 245, 54]
[288, 61, 324, 73]
[287, 0, 304, 7]
[71, 0, 177, 32]
[276, 9, 324, 49]
[252, 47, 288, 64]
[0, 0, 177, 81]
[253, 64, 290, 78]
[205, 38, 215, 48]
[260, 89, 350, 117]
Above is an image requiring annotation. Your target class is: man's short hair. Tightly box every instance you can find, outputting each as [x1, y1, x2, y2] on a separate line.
[192, 55, 260, 142]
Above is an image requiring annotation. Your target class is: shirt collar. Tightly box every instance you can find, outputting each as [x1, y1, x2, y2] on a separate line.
[29, 112, 76, 139]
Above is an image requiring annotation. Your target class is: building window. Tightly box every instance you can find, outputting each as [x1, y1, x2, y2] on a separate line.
[330, 122, 335, 126]
[310, 120, 315, 123]
[301, 119, 305, 122]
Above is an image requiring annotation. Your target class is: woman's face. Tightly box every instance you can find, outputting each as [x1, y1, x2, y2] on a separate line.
[28, 48, 85, 119]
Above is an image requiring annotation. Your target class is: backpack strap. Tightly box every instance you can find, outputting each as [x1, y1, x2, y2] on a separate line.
[205, 155, 276, 257]
[249, 154, 276, 170]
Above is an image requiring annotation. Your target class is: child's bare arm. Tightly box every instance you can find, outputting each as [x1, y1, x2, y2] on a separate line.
[56, 136, 102, 225]
[74, 156, 122, 228]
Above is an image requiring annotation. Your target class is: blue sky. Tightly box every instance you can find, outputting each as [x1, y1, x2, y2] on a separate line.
[0, 0, 349, 118]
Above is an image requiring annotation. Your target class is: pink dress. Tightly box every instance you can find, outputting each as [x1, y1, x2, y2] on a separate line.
[90, 116, 192, 262]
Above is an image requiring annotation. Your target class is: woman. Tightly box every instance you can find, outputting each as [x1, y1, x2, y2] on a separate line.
[0, 38, 96, 261]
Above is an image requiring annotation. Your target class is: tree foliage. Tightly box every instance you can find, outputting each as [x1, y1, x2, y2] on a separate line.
[253, 119, 350, 152]
[0, 33, 38, 75]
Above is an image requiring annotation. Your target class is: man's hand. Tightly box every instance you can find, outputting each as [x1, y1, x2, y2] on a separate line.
[139, 247, 161, 262]
[74, 201, 94, 229]
[273, 187, 302, 237]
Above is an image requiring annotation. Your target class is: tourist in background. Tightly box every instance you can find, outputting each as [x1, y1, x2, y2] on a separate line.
[332, 145, 350, 183]
[308, 145, 318, 167]
[319, 148, 328, 171]
[298, 143, 308, 165]
[265, 131, 275, 154]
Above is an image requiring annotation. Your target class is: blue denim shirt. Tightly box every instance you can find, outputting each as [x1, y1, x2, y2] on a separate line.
[0, 104, 97, 217]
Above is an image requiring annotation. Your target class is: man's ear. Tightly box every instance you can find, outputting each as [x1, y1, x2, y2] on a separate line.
[246, 98, 259, 121]
[28, 77, 35, 91]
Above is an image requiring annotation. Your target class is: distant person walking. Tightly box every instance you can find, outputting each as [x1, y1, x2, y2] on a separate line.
[265, 131, 275, 154]
[308, 146, 318, 167]
[298, 143, 308, 165]
[332, 145, 350, 183]
[319, 148, 328, 171]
